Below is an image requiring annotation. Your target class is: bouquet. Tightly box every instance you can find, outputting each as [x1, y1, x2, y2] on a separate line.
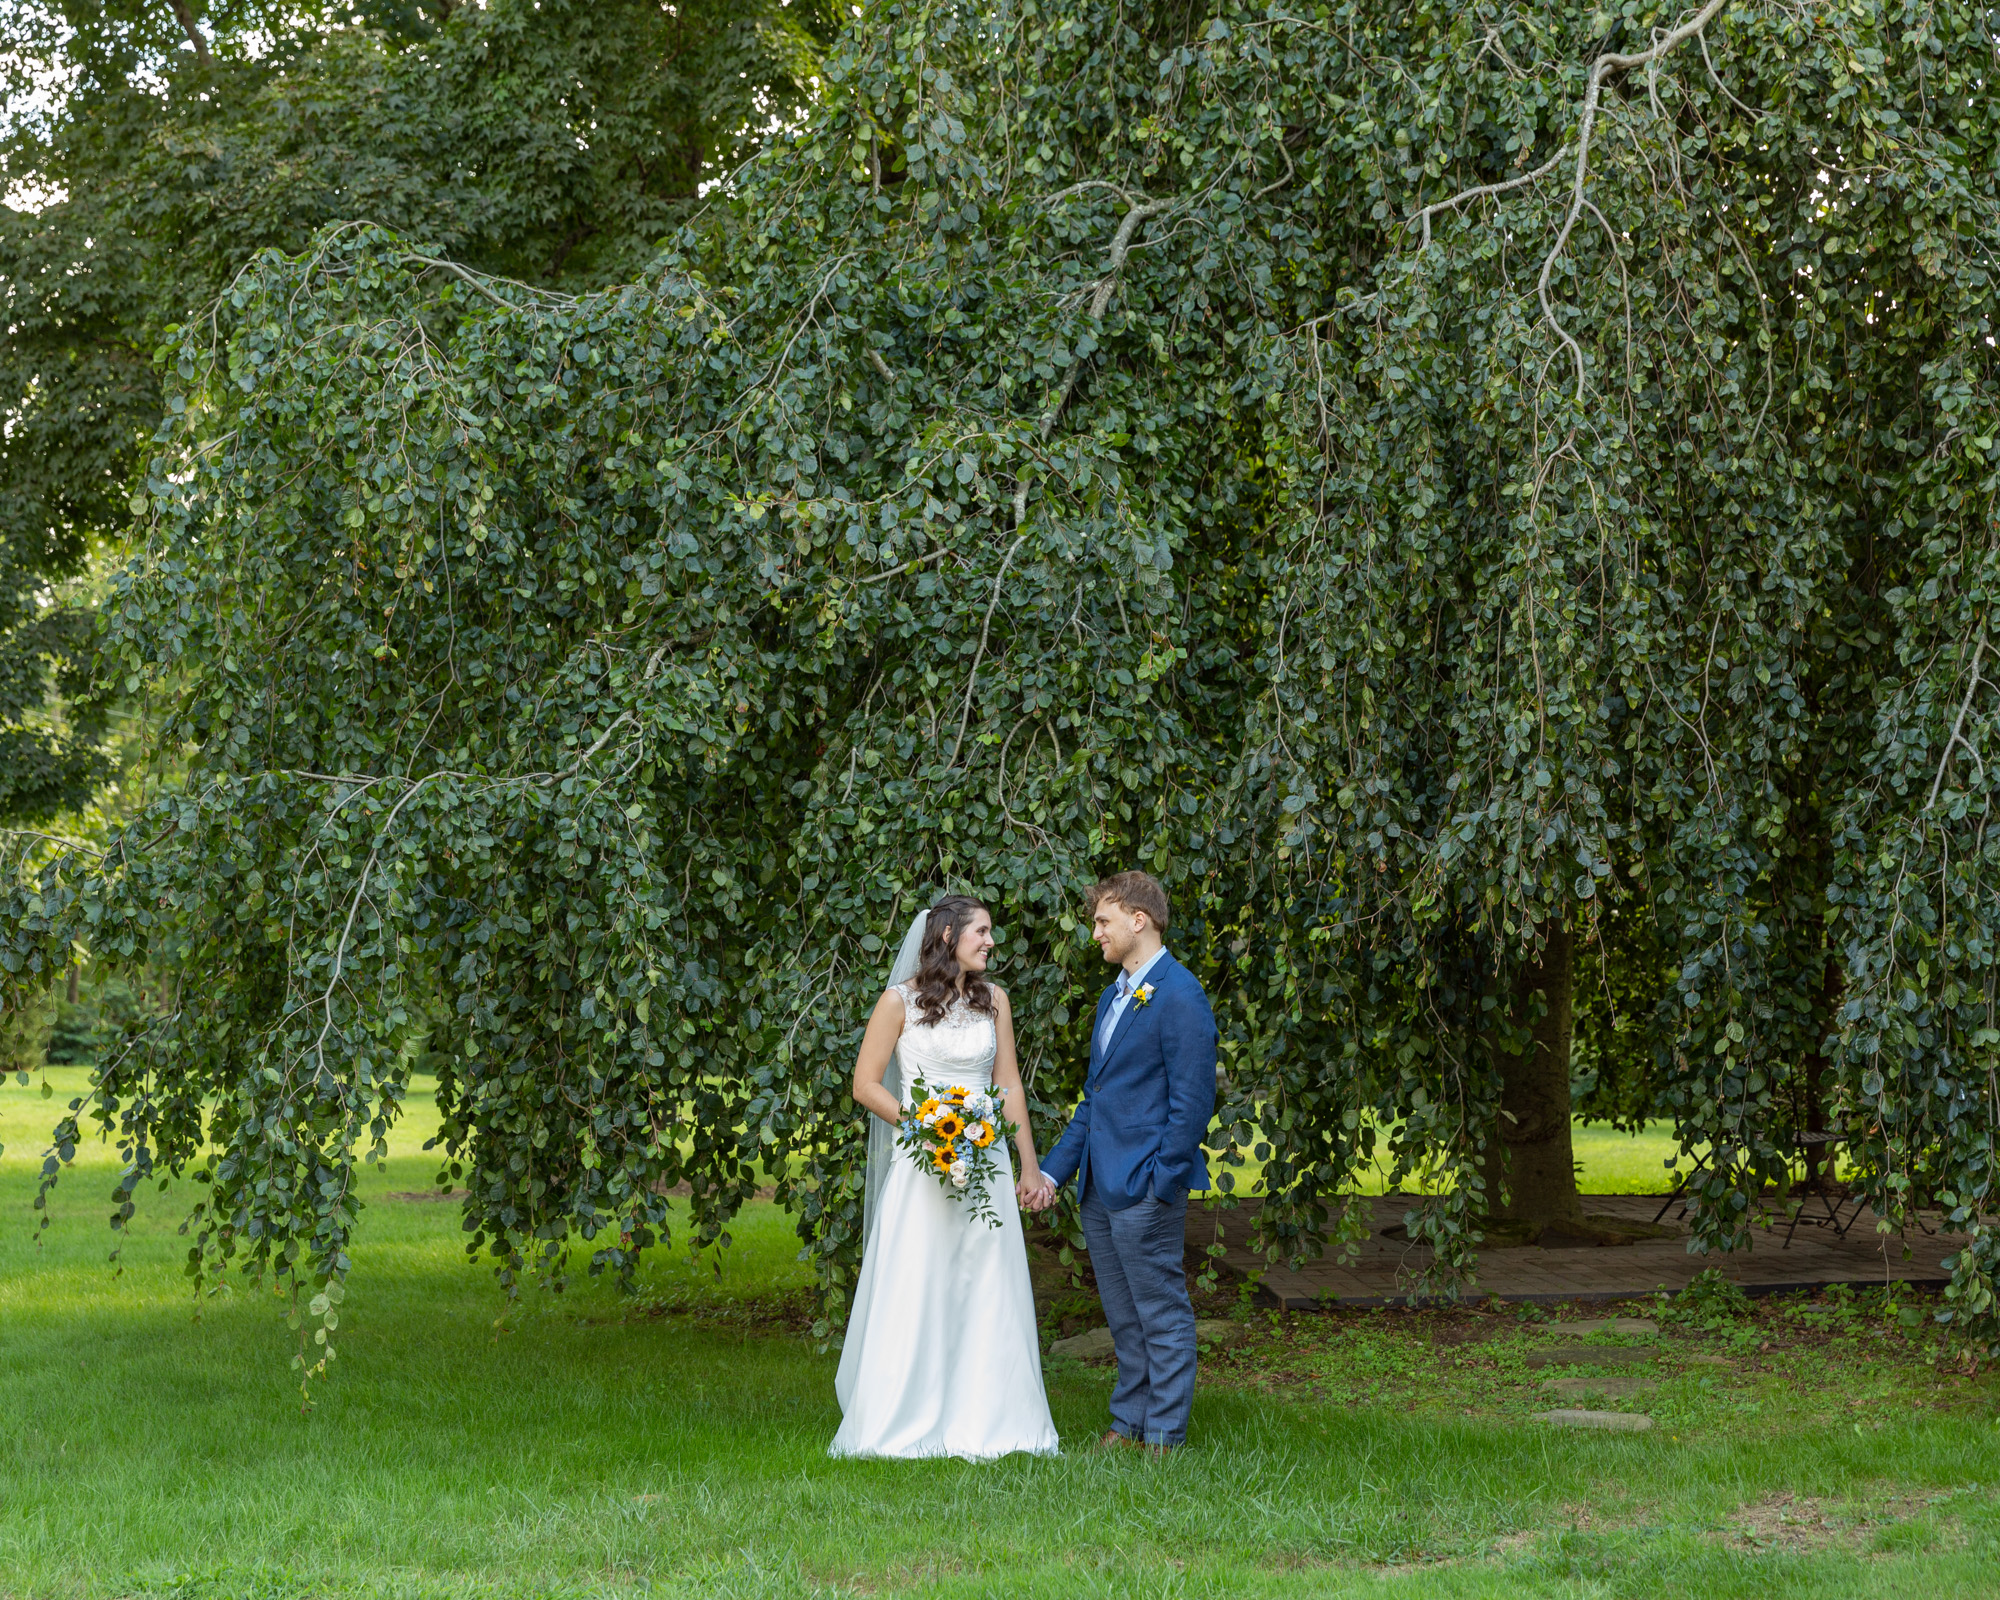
[897, 1078, 1019, 1226]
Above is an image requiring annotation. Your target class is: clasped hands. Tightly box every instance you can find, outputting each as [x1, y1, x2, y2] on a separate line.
[1016, 1172, 1058, 1212]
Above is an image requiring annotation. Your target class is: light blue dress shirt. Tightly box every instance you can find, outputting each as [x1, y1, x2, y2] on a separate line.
[1095, 946, 1171, 1057]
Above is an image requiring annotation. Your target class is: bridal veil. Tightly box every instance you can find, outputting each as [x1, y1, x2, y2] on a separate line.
[861, 907, 930, 1247]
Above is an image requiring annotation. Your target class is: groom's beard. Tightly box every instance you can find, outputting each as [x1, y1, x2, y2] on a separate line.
[1100, 913, 1154, 964]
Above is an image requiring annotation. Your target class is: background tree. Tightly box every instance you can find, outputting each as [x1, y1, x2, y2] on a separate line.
[5, 0, 2000, 1381]
[0, 0, 836, 839]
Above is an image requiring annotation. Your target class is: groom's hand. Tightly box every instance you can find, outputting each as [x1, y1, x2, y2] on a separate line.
[1020, 1176, 1057, 1212]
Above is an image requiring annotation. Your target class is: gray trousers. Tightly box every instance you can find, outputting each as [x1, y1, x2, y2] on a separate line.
[1079, 1187, 1196, 1446]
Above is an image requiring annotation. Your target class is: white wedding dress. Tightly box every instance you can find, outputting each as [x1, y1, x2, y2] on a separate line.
[830, 981, 1060, 1459]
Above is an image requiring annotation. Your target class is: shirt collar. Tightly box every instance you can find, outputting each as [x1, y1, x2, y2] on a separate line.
[1119, 947, 1169, 995]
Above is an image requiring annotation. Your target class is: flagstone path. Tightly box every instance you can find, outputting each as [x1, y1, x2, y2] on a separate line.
[1186, 1193, 1965, 1309]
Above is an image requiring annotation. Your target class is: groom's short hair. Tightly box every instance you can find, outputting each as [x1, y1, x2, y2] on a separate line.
[1089, 870, 1169, 932]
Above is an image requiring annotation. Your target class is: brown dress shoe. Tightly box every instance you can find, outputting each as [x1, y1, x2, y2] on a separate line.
[1096, 1429, 1139, 1450]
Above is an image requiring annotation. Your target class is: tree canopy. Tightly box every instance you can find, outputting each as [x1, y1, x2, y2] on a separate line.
[6, 0, 2000, 1379]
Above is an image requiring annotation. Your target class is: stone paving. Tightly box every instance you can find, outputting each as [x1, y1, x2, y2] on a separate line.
[1185, 1193, 1965, 1310]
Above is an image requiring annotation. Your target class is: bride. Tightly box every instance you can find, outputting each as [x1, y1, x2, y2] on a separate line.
[829, 895, 1060, 1459]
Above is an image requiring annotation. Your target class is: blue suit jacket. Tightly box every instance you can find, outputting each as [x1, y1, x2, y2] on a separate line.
[1041, 952, 1217, 1210]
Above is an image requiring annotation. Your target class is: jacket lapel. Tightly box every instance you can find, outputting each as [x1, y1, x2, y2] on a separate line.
[1097, 954, 1173, 1075]
[1087, 987, 1116, 1079]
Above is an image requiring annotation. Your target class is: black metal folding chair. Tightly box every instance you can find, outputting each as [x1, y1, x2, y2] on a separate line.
[1781, 1131, 1868, 1246]
[1652, 1155, 1713, 1225]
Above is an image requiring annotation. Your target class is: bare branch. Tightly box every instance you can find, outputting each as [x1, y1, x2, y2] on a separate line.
[1594, 1, 1734, 79]
[857, 545, 952, 585]
[166, 0, 211, 63]
[948, 531, 1030, 766]
[1407, 147, 1568, 250]
[400, 253, 576, 310]
[1040, 193, 1171, 438]
[308, 774, 439, 1083]
[1089, 198, 1171, 320]
[993, 718, 1052, 845]
[1542, 0, 1734, 404]
[1928, 624, 1990, 812]
[1410, 0, 1732, 408]
[741, 255, 853, 406]
[1473, 25, 1527, 78]
[943, 184, 1174, 765]
[1253, 139, 1297, 202]
[571, 711, 637, 769]
[0, 828, 104, 860]
[302, 716, 639, 1078]
[1699, 27, 1760, 120]
[1043, 180, 1149, 210]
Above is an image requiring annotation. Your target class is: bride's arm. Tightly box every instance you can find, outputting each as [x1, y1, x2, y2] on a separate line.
[851, 988, 908, 1126]
[989, 990, 1048, 1198]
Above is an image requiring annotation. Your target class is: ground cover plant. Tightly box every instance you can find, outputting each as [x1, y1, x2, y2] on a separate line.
[6, 1070, 2000, 1600]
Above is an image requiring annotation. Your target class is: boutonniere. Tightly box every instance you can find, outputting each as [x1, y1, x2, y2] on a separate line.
[1132, 982, 1155, 1009]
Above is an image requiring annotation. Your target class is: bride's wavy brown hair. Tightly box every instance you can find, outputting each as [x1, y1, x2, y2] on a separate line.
[906, 895, 996, 1025]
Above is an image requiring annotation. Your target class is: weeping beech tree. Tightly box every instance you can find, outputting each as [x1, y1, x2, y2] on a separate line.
[5, 0, 2000, 1375]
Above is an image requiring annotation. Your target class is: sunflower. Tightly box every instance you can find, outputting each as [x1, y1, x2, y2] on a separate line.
[945, 1086, 970, 1103]
[934, 1112, 965, 1140]
[969, 1120, 996, 1147]
[930, 1146, 956, 1172]
[915, 1097, 941, 1119]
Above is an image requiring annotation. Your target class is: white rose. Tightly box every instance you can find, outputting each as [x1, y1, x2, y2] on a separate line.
[949, 1160, 969, 1188]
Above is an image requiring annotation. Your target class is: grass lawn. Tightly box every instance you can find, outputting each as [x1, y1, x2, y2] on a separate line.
[3, 1069, 1998, 1599]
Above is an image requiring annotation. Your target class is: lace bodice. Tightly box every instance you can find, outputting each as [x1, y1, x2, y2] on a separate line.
[892, 980, 997, 1092]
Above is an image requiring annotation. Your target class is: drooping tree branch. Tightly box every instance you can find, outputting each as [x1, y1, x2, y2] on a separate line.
[1408, 147, 1569, 249]
[1039, 187, 1171, 437]
[1539, 0, 1734, 403]
[949, 528, 1030, 767]
[1927, 624, 1990, 812]
[402, 253, 577, 310]
[1411, 0, 1735, 403]
[939, 184, 1176, 775]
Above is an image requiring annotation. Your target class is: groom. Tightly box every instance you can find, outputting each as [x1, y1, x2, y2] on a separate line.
[1026, 871, 1217, 1451]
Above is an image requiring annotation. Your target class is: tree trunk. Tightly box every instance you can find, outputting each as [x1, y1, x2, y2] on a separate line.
[1482, 920, 1581, 1226]
[166, 0, 211, 62]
